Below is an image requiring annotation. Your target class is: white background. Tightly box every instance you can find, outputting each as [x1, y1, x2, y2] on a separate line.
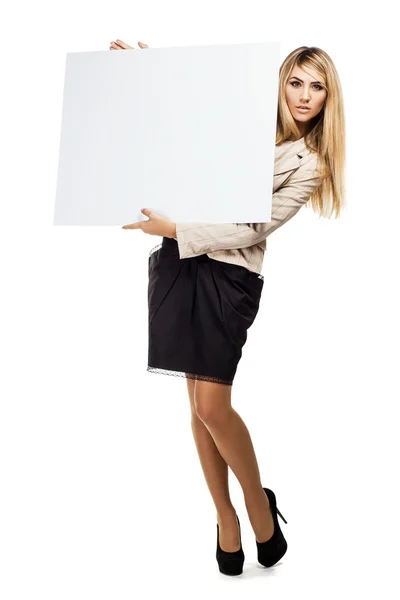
[1, 1, 399, 599]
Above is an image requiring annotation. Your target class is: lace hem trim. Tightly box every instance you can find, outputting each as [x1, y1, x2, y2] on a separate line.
[149, 243, 163, 257]
[147, 366, 233, 386]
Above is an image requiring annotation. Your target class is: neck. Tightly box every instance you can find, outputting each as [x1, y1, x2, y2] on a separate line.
[289, 122, 309, 141]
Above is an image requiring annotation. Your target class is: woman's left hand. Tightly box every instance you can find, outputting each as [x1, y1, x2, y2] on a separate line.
[122, 208, 176, 238]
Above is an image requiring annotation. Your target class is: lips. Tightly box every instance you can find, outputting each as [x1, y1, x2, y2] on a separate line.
[296, 106, 311, 110]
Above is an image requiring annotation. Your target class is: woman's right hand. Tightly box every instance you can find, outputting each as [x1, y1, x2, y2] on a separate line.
[109, 39, 148, 51]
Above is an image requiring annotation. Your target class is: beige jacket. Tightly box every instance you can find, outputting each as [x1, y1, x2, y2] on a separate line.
[173, 136, 323, 275]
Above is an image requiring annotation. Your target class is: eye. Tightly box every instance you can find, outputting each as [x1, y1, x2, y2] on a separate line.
[290, 81, 324, 91]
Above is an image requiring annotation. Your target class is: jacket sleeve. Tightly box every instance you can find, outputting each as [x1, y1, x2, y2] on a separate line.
[174, 158, 323, 259]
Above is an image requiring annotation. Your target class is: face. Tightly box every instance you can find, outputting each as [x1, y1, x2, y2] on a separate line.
[285, 65, 327, 135]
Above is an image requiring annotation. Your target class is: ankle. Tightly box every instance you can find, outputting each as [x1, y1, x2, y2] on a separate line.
[216, 506, 237, 524]
[244, 485, 270, 508]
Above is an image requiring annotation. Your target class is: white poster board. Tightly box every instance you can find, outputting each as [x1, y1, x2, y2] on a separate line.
[54, 42, 280, 226]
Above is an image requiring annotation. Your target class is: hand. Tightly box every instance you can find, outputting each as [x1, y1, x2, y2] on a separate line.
[109, 39, 148, 50]
[122, 208, 176, 239]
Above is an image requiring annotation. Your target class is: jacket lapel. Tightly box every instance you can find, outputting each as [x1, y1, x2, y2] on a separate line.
[274, 152, 302, 176]
[273, 139, 310, 191]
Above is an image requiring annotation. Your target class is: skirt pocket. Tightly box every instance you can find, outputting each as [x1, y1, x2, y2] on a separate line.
[217, 263, 264, 349]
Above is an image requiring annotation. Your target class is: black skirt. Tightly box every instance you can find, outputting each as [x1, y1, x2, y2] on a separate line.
[147, 237, 264, 386]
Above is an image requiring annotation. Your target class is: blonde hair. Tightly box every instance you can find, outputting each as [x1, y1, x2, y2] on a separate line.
[276, 46, 346, 219]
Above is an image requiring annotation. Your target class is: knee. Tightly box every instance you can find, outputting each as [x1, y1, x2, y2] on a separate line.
[194, 395, 230, 425]
[193, 380, 232, 424]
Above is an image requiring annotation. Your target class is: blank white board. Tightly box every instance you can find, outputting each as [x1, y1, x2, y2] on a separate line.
[54, 42, 280, 226]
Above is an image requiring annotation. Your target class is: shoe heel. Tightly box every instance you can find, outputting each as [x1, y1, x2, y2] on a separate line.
[276, 507, 287, 524]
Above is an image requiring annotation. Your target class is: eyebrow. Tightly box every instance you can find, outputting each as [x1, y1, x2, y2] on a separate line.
[290, 76, 324, 85]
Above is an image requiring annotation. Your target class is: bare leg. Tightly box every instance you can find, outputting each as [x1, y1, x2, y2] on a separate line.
[194, 380, 274, 543]
[185, 374, 241, 552]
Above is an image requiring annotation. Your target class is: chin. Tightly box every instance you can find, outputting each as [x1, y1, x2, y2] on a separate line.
[294, 115, 313, 124]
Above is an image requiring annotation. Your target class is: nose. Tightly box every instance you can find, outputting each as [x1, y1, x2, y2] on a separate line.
[300, 90, 311, 102]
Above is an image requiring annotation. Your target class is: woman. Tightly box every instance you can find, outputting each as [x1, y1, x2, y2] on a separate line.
[112, 39, 345, 575]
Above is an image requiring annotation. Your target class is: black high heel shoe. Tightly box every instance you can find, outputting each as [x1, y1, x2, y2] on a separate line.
[216, 514, 245, 576]
[256, 487, 288, 568]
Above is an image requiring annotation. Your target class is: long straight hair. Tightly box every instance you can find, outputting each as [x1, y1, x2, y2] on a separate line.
[276, 46, 346, 219]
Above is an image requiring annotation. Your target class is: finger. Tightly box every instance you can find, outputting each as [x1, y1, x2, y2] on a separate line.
[122, 223, 141, 229]
[110, 41, 126, 50]
[138, 41, 149, 48]
[115, 39, 134, 49]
